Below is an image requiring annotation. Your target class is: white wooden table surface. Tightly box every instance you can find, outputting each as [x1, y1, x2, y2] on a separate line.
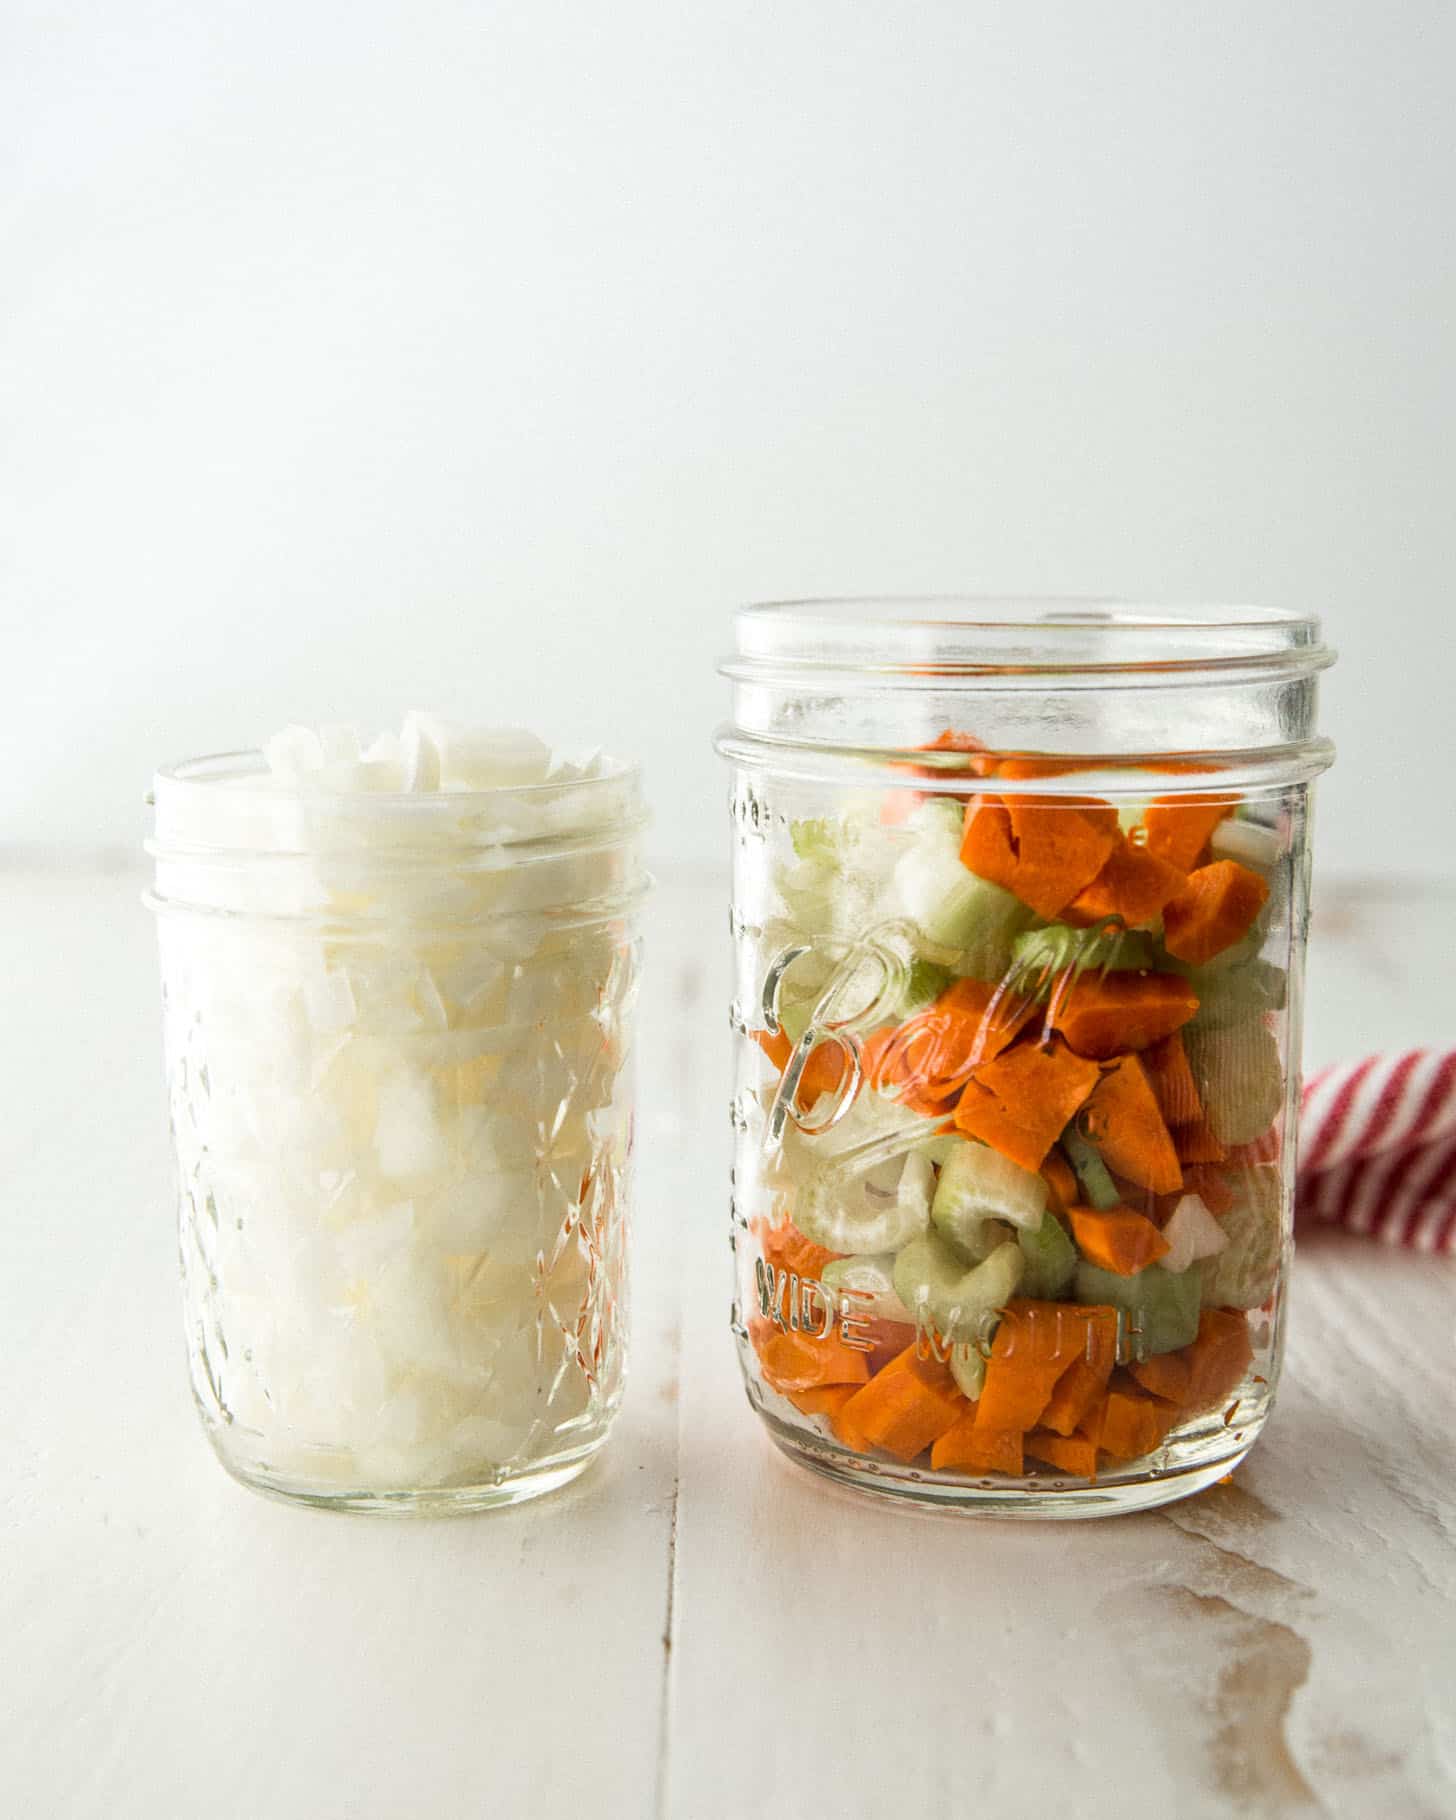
[3, 865, 1454, 1820]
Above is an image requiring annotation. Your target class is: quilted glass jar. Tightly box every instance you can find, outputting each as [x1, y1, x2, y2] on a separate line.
[147, 741, 646, 1513]
[718, 601, 1334, 1515]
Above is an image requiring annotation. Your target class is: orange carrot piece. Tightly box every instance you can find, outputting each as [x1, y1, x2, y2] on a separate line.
[1066, 1203, 1171, 1275]
[1040, 1149, 1080, 1214]
[974, 1300, 1120, 1435]
[760, 1219, 841, 1281]
[1129, 1352, 1193, 1404]
[1182, 1309, 1254, 1414]
[833, 1345, 966, 1462]
[1049, 971, 1200, 1059]
[1082, 1053, 1183, 1195]
[867, 977, 1032, 1111]
[757, 1328, 872, 1394]
[1064, 834, 1188, 928]
[931, 1413, 1024, 1475]
[1099, 1377, 1179, 1460]
[786, 1383, 862, 1420]
[861, 1318, 918, 1375]
[1140, 797, 1233, 870]
[1175, 1115, 1227, 1164]
[954, 1039, 1102, 1173]
[1144, 1030, 1203, 1126]
[754, 1028, 793, 1072]
[1162, 860, 1271, 966]
[959, 794, 1120, 919]
[1025, 1429, 1100, 1478]
[1040, 1357, 1113, 1437]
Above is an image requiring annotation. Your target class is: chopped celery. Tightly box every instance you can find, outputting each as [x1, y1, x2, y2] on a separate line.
[776, 1093, 942, 1252]
[949, 1342, 987, 1400]
[789, 817, 839, 863]
[1184, 1017, 1285, 1147]
[1011, 923, 1159, 983]
[1185, 957, 1287, 1030]
[1199, 1164, 1283, 1309]
[894, 838, 1030, 958]
[820, 1253, 915, 1324]
[1209, 817, 1281, 873]
[893, 1231, 1024, 1344]
[931, 1136, 1048, 1259]
[1060, 1128, 1120, 1210]
[1074, 1261, 1201, 1356]
[1017, 1210, 1077, 1299]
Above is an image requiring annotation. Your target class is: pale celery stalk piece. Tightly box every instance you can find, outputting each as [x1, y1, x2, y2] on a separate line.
[1074, 1261, 1202, 1356]
[1184, 1018, 1285, 1146]
[1199, 1165, 1283, 1309]
[1017, 1210, 1078, 1300]
[892, 1230, 1025, 1344]
[819, 1253, 915, 1324]
[1060, 1127, 1120, 1210]
[931, 1136, 1049, 1260]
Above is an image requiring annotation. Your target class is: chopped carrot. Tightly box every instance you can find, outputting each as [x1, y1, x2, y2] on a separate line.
[1162, 860, 1271, 966]
[1144, 1030, 1203, 1126]
[994, 756, 1090, 781]
[1139, 797, 1233, 870]
[1040, 1356, 1114, 1437]
[1082, 1053, 1183, 1195]
[1129, 1352, 1193, 1404]
[1049, 970, 1199, 1059]
[753, 1029, 852, 1114]
[786, 1383, 862, 1420]
[1099, 1375, 1179, 1460]
[866, 978, 1032, 1112]
[1182, 1163, 1236, 1215]
[974, 1300, 1120, 1435]
[954, 1039, 1102, 1173]
[1025, 1429, 1100, 1478]
[1175, 1115, 1227, 1164]
[759, 1218, 841, 1281]
[1066, 1203, 1171, 1275]
[861, 1318, 918, 1375]
[1182, 1309, 1253, 1414]
[1064, 834, 1188, 927]
[832, 1345, 966, 1462]
[931, 1414, 1023, 1475]
[882, 731, 1000, 822]
[757, 1328, 872, 1394]
[1040, 1149, 1080, 1214]
[959, 794, 1121, 920]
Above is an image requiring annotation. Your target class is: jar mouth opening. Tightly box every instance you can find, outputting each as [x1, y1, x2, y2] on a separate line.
[148, 747, 647, 863]
[727, 597, 1333, 680]
[153, 747, 641, 803]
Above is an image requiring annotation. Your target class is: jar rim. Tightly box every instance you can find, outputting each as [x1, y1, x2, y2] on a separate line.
[147, 747, 647, 863]
[726, 597, 1333, 680]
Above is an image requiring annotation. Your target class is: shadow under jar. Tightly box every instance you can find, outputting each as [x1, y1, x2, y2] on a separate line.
[147, 749, 647, 1513]
[717, 600, 1335, 1516]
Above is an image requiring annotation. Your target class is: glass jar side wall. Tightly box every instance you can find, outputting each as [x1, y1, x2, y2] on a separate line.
[159, 906, 640, 1513]
[727, 765, 1307, 1516]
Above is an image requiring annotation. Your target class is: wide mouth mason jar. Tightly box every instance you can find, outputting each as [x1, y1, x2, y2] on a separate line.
[147, 735, 647, 1513]
[717, 600, 1334, 1516]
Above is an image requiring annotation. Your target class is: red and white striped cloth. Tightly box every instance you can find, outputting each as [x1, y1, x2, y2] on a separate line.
[1298, 1049, 1456, 1253]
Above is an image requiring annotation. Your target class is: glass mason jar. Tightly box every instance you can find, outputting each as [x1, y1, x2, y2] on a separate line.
[718, 601, 1334, 1516]
[147, 746, 647, 1513]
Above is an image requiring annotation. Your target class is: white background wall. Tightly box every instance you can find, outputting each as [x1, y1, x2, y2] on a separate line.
[3, 2, 1452, 876]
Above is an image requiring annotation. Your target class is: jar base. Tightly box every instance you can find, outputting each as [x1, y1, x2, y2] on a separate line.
[204, 1434, 603, 1516]
[763, 1419, 1255, 1519]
